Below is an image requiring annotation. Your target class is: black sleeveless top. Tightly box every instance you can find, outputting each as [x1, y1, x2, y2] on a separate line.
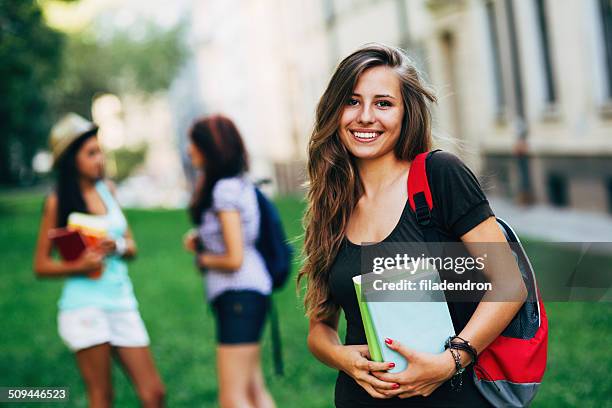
[329, 152, 495, 407]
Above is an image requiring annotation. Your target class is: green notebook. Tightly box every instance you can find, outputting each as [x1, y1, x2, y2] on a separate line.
[352, 270, 455, 373]
[352, 275, 383, 362]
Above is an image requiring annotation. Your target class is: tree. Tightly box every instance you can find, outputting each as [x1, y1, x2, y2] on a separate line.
[47, 21, 189, 183]
[0, 0, 64, 185]
[49, 22, 188, 120]
[0, 0, 188, 186]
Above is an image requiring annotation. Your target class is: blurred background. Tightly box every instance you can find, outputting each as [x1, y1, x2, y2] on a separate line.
[2, 0, 611, 211]
[1, 0, 611, 407]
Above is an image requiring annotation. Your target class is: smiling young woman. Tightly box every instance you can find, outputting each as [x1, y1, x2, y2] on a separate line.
[298, 44, 526, 407]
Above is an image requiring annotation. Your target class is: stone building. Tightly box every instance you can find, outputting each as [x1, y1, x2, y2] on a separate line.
[190, 0, 612, 212]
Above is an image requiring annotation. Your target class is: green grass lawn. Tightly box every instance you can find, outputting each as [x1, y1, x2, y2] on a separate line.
[0, 192, 610, 407]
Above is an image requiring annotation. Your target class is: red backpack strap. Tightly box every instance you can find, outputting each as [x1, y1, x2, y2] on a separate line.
[408, 151, 435, 226]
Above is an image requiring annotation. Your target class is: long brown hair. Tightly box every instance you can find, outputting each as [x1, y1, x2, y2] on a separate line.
[55, 131, 100, 227]
[298, 43, 437, 321]
[188, 114, 249, 224]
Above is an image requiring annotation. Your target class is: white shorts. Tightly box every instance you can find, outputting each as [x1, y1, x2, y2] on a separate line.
[58, 307, 150, 352]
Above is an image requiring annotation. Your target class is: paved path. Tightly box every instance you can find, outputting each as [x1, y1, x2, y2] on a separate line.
[489, 197, 612, 242]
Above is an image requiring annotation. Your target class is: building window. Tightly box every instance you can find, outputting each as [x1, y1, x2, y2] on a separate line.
[485, 0, 506, 117]
[534, 0, 557, 104]
[607, 178, 612, 214]
[599, 0, 612, 99]
[547, 173, 569, 207]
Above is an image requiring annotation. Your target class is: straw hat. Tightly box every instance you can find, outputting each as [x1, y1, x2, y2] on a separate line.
[49, 113, 99, 165]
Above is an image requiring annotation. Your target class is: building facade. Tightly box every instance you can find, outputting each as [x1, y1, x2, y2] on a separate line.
[190, 0, 612, 212]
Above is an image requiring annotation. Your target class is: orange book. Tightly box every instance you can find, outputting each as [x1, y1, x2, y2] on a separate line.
[67, 213, 108, 279]
[46, 212, 108, 279]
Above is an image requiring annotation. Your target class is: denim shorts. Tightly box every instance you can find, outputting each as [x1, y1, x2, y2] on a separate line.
[211, 290, 269, 344]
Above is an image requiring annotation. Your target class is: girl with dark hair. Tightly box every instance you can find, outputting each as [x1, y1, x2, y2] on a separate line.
[183, 114, 275, 408]
[33, 113, 165, 408]
[299, 43, 527, 407]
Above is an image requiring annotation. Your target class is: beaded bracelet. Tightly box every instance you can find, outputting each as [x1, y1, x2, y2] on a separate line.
[446, 335, 478, 366]
[444, 336, 479, 391]
[447, 347, 464, 391]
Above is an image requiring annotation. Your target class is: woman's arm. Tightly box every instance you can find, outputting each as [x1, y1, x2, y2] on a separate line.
[307, 311, 344, 369]
[307, 311, 398, 398]
[450, 215, 528, 367]
[33, 194, 103, 278]
[372, 216, 528, 398]
[197, 210, 244, 271]
[104, 180, 137, 260]
[100, 226, 137, 260]
[120, 227, 137, 259]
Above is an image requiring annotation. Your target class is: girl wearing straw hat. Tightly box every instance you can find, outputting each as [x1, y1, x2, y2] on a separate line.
[33, 113, 165, 408]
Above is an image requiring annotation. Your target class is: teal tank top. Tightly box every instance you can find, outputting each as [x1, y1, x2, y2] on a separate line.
[58, 180, 138, 311]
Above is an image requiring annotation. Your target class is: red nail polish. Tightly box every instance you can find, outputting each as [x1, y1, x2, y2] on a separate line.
[393, 383, 400, 389]
[385, 338, 393, 344]
[388, 362, 395, 368]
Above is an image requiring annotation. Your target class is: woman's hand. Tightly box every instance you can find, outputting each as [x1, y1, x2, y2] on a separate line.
[338, 344, 400, 399]
[74, 248, 104, 274]
[96, 238, 116, 256]
[183, 229, 199, 253]
[371, 338, 456, 399]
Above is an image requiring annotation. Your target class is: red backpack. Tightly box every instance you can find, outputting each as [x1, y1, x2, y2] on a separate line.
[407, 150, 548, 407]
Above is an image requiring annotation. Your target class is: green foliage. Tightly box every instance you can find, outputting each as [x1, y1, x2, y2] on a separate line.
[0, 0, 189, 186]
[0, 0, 64, 185]
[108, 23, 189, 94]
[49, 22, 189, 119]
[110, 145, 148, 182]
